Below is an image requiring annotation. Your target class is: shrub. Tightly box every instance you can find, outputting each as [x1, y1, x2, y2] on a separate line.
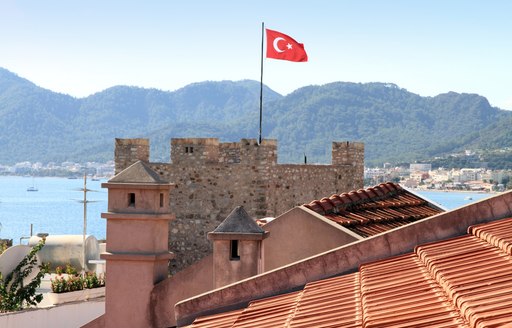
[65, 263, 77, 276]
[50, 270, 105, 293]
[0, 239, 49, 312]
[55, 266, 63, 275]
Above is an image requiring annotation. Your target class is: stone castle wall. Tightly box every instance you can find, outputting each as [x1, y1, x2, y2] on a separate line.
[114, 138, 364, 273]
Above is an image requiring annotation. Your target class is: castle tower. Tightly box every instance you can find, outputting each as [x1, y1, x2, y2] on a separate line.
[100, 160, 174, 328]
[332, 141, 365, 187]
[207, 206, 269, 289]
[171, 138, 220, 165]
[114, 138, 150, 175]
[331, 141, 364, 167]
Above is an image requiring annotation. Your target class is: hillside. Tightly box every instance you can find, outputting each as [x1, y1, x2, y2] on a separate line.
[0, 67, 511, 166]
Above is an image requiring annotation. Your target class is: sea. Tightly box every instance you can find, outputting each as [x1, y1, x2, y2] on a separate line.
[0, 176, 108, 244]
[0, 176, 495, 245]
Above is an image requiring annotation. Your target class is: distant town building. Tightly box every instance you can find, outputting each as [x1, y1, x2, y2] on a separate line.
[409, 163, 432, 172]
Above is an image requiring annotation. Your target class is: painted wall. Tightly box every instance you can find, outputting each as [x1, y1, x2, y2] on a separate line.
[0, 299, 104, 328]
[212, 239, 261, 289]
[263, 206, 362, 271]
[150, 255, 214, 328]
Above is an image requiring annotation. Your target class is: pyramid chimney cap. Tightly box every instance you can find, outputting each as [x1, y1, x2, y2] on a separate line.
[208, 206, 269, 240]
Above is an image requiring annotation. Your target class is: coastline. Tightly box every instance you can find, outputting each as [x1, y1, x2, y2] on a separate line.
[408, 188, 497, 194]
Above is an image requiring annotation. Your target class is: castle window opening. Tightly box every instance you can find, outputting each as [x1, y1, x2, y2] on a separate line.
[230, 240, 240, 261]
[185, 146, 194, 154]
[160, 193, 164, 207]
[128, 193, 136, 207]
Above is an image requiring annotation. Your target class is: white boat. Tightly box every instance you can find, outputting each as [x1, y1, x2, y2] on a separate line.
[27, 176, 38, 191]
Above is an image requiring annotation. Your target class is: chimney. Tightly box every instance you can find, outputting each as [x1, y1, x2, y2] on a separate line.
[100, 161, 174, 327]
[207, 206, 269, 288]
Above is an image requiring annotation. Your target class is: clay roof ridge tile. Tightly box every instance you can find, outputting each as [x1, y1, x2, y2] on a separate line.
[356, 189, 370, 201]
[384, 182, 399, 191]
[372, 186, 387, 197]
[347, 191, 360, 202]
[378, 183, 393, 193]
[339, 194, 354, 207]
[319, 197, 335, 213]
[365, 187, 379, 199]
[327, 194, 345, 214]
[304, 200, 325, 215]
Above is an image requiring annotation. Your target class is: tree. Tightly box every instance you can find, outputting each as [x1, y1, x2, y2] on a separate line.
[0, 239, 49, 312]
[507, 179, 512, 190]
[502, 175, 510, 186]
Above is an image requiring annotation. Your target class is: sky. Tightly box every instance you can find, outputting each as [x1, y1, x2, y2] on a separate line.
[1, 1, 511, 109]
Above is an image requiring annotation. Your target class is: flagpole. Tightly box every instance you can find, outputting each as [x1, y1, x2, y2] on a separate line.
[259, 22, 264, 145]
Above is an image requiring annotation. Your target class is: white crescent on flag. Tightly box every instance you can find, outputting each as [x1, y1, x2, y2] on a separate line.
[272, 37, 286, 53]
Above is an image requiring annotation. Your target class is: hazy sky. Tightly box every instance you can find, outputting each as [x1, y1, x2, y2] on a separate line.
[1, 1, 511, 109]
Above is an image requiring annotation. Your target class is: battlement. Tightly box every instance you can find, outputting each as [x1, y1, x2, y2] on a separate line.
[332, 141, 365, 166]
[169, 138, 278, 166]
[114, 138, 150, 174]
[116, 138, 363, 169]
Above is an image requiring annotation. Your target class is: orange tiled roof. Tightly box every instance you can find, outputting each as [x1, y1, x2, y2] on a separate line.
[186, 217, 512, 328]
[303, 182, 444, 237]
[182, 309, 243, 328]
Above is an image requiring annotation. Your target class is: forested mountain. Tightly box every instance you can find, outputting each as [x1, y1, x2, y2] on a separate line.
[1, 67, 511, 166]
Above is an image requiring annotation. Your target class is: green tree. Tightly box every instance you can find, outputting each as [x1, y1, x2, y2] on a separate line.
[0, 239, 49, 312]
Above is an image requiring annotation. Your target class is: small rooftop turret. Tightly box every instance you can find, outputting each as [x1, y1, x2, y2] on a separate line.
[208, 206, 269, 288]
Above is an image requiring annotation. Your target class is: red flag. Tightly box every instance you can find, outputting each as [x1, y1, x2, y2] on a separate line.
[266, 28, 308, 62]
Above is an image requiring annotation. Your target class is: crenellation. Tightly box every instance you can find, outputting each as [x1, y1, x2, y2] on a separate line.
[170, 138, 220, 165]
[114, 138, 150, 175]
[219, 142, 242, 164]
[116, 137, 364, 273]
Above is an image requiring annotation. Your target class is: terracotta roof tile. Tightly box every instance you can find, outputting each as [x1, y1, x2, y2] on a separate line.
[288, 273, 361, 328]
[327, 194, 344, 208]
[360, 254, 468, 328]
[187, 217, 512, 328]
[318, 197, 334, 213]
[304, 182, 444, 237]
[231, 291, 302, 328]
[469, 217, 512, 254]
[305, 200, 325, 214]
[184, 309, 244, 328]
[415, 222, 512, 328]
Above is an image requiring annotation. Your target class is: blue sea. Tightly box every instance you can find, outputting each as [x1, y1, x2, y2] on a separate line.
[0, 176, 495, 244]
[416, 190, 494, 210]
[0, 176, 108, 244]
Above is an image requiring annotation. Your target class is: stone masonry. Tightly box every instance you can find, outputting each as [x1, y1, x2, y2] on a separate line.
[114, 138, 364, 273]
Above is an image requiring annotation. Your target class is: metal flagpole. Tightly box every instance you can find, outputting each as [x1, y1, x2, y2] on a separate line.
[259, 22, 264, 145]
[83, 173, 87, 272]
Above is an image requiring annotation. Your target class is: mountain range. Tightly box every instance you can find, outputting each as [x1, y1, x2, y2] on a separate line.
[1, 67, 511, 167]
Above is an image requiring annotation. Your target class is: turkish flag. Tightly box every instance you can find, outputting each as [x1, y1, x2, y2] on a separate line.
[266, 28, 308, 62]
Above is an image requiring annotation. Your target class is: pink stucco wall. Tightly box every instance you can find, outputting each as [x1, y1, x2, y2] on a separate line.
[263, 206, 361, 271]
[150, 255, 214, 327]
